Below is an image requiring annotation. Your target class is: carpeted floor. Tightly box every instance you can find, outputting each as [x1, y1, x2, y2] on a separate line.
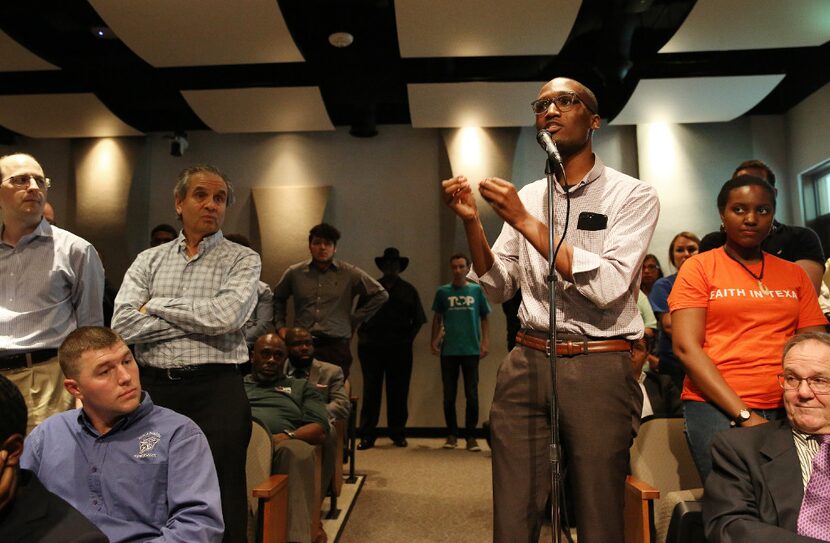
[337, 438, 493, 543]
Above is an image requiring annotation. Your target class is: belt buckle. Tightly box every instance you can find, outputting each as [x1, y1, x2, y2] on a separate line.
[165, 368, 182, 381]
[545, 338, 551, 357]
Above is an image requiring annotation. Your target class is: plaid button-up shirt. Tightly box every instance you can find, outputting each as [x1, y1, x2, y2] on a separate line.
[112, 231, 260, 368]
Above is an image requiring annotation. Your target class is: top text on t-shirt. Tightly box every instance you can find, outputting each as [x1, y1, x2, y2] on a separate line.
[448, 295, 477, 307]
[709, 288, 798, 300]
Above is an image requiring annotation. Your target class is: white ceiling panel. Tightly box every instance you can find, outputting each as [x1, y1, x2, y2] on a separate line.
[610, 75, 785, 125]
[89, 0, 304, 67]
[396, 0, 581, 57]
[0, 31, 59, 71]
[182, 87, 335, 133]
[661, 0, 830, 53]
[0, 94, 142, 137]
[408, 82, 546, 127]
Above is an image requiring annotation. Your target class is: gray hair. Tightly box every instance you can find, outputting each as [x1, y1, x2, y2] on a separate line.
[173, 165, 235, 207]
[782, 332, 830, 362]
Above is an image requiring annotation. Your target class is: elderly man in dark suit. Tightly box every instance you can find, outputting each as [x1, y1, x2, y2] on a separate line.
[705, 331, 830, 542]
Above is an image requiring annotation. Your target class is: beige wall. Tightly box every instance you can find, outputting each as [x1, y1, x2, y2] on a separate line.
[2, 82, 827, 428]
[786, 83, 830, 224]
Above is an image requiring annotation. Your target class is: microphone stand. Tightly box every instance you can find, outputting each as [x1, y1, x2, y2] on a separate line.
[545, 156, 563, 543]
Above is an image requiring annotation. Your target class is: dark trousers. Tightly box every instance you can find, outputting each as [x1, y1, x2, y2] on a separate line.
[490, 344, 641, 543]
[141, 366, 252, 543]
[440, 354, 480, 437]
[357, 341, 414, 441]
[312, 336, 353, 379]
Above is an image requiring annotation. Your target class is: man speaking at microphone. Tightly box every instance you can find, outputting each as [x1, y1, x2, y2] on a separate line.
[441, 77, 659, 542]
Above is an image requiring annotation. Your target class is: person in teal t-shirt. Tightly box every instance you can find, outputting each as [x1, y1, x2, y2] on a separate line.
[431, 254, 490, 451]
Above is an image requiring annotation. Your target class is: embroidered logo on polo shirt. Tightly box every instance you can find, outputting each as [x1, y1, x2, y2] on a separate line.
[135, 431, 161, 458]
[275, 386, 292, 394]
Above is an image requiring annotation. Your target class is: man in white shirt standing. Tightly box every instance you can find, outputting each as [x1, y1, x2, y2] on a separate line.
[0, 153, 104, 433]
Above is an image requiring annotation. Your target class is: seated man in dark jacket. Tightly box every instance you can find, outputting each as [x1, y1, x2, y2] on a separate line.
[705, 332, 830, 542]
[245, 333, 330, 543]
[0, 374, 107, 543]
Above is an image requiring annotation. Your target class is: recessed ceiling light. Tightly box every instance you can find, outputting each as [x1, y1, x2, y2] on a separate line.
[90, 26, 116, 40]
[328, 32, 354, 48]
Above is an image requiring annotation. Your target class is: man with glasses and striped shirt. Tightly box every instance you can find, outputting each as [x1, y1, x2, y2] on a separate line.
[0, 153, 104, 433]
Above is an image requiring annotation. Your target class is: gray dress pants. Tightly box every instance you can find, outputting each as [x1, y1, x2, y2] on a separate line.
[490, 342, 642, 543]
[273, 440, 317, 543]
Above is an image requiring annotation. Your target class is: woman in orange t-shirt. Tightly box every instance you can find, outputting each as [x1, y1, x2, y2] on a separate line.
[669, 175, 827, 480]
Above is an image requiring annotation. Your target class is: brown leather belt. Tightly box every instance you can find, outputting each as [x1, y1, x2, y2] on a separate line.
[515, 329, 632, 357]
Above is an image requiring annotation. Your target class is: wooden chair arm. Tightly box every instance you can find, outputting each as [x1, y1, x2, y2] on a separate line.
[624, 475, 660, 543]
[626, 475, 660, 500]
[253, 474, 289, 543]
[252, 474, 289, 499]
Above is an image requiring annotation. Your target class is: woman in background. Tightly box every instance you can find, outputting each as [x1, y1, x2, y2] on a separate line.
[649, 232, 700, 390]
[640, 254, 663, 297]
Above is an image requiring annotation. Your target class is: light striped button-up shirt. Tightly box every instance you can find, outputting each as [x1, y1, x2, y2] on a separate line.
[0, 219, 104, 354]
[472, 156, 659, 340]
[794, 429, 822, 489]
[112, 231, 260, 368]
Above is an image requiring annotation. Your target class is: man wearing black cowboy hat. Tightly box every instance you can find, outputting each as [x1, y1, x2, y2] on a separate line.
[356, 248, 426, 449]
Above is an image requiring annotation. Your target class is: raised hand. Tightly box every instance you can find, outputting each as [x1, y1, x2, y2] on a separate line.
[441, 175, 479, 222]
[479, 177, 530, 229]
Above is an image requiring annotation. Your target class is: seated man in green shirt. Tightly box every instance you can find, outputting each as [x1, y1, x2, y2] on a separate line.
[244, 333, 330, 543]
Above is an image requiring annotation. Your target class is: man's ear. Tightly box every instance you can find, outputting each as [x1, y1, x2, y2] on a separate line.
[591, 114, 601, 131]
[64, 378, 82, 401]
[1, 435, 24, 466]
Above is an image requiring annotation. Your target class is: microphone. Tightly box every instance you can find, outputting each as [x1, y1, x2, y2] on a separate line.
[536, 129, 563, 169]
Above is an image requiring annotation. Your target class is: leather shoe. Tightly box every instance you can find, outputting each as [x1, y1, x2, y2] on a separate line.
[357, 439, 375, 450]
[392, 437, 408, 448]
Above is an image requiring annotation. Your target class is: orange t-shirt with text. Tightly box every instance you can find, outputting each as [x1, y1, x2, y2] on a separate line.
[668, 247, 827, 409]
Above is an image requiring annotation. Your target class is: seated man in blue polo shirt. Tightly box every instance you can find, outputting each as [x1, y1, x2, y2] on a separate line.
[245, 333, 330, 543]
[20, 326, 224, 543]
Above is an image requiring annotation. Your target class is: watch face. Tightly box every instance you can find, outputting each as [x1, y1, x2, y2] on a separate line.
[739, 409, 751, 420]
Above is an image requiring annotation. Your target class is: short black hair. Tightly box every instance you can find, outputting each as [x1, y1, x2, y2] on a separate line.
[309, 223, 341, 245]
[450, 253, 469, 266]
[733, 159, 775, 187]
[0, 374, 26, 442]
[151, 223, 177, 237]
[716, 175, 776, 213]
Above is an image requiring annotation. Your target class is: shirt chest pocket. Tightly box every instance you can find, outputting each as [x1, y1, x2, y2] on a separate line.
[108, 462, 168, 524]
[572, 226, 608, 257]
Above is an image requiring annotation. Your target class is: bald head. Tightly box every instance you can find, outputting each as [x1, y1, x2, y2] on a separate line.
[251, 334, 288, 383]
[544, 77, 598, 115]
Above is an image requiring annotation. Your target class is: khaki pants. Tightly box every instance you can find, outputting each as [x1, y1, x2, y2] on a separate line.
[2, 356, 74, 434]
[273, 439, 318, 543]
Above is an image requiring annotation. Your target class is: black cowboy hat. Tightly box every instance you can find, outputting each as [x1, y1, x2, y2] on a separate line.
[375, 247, 409, 272]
